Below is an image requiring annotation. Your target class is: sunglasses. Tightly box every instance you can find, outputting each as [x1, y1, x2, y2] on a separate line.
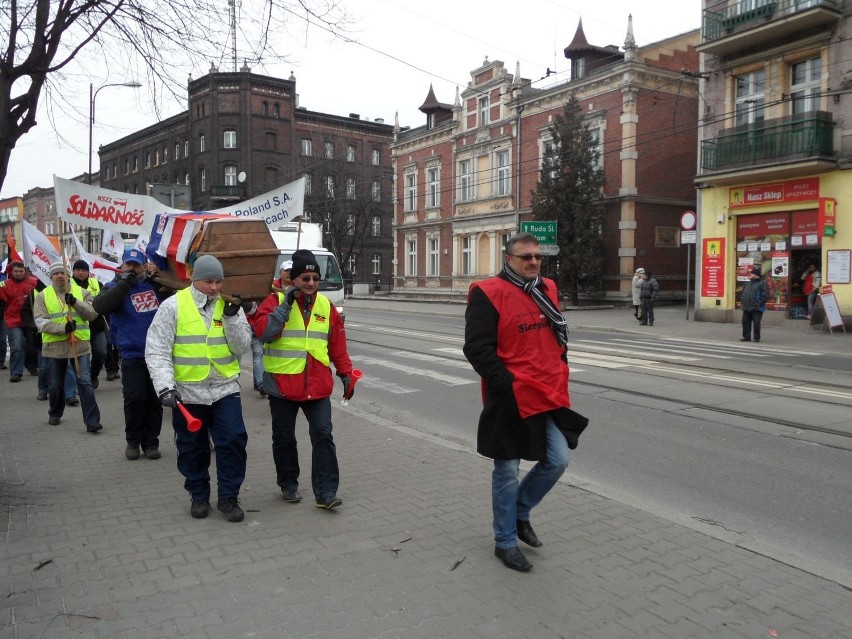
[299, 275, 321, 282]
[508, 253, 543, 262]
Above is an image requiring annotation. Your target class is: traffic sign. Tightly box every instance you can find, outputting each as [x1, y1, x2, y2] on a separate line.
[520, 220, 557, 245]
[540, 244, 560, 256]
[681, 230, 696, 245]
[680, 210, 696, 231]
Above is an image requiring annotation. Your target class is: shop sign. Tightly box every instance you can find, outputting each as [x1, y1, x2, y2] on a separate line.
[736, 213, 789, 237]
[701, 237, 725, 297]
[729, 177, 819, 209]
[818, 198, 837, 237]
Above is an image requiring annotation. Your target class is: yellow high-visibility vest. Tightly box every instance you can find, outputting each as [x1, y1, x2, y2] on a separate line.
[41, 283, 91, 343]
[263, 293, 331, 374]
[172, 288, 240, 382]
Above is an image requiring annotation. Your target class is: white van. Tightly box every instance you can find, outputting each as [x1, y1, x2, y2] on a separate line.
[269, 222, 345, 319]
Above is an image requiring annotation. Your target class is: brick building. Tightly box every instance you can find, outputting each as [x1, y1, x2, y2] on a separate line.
[98, 65, 395, 290]
[390, 18, 700, 303]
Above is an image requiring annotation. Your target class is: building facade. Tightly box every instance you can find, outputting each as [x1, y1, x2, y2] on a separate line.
[98, 65, 395, 290]
[390, 18, 699, 302]
[695, 0, 851, 326]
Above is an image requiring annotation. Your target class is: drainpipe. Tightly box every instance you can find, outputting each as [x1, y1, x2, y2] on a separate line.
[515, 103, 524, 233]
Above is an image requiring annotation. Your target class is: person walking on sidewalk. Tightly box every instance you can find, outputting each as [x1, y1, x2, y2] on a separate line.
[801, 261, 821, 320]
[631, 268, 645, 321]
[639, 270, 659, 326]
[253, 250, 353, 510]
[22, 283, 77, 402]
[145, 255, 252, 522]
[93, 250, 164, 461]
[463, 233, 588, 572]
[34, 262, 103, 432]
[0, 261, 36, 382]
[740, 266, 769, 342]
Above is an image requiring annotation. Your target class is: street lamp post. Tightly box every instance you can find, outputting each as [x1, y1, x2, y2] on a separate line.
[87, 81, 142, 253]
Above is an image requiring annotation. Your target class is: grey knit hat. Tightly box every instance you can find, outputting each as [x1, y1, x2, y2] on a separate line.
[191, 255, 224, 281]
[48, 262, 68, 277]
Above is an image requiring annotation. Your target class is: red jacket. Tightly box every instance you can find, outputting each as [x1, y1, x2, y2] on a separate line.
[0, 275, 37, 329]
[252, 291, 352, 401]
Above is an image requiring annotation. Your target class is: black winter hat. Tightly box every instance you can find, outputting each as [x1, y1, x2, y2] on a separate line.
[290, 249, 321, 280]
[73, 259, 90, 271]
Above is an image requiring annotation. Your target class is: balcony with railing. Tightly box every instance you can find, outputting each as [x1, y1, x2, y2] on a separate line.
[698, 0, 842, 57]
[700, 111, 834, 172]
[210, 185, 245, 200]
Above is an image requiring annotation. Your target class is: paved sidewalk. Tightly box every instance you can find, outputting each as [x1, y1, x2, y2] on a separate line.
[1, 309, 851, 637]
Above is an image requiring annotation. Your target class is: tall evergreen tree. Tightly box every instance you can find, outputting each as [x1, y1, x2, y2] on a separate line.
[531, 95, 605, 306]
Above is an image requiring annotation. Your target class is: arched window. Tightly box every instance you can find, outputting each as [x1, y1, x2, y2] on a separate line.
[199, 133, 206, 152]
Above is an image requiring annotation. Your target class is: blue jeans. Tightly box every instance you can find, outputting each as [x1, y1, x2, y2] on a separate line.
[492, 415, 571, 549]
[172, 393, 247, 502]
[39, 355, 76, 398]
[268, 395, 339, 500]
[90, 331, 107, 379]
[7, 326, 27, 379]
[250, 336, 264, 387]
[807, 290, 818, 317]
[46, 354, 101, 427]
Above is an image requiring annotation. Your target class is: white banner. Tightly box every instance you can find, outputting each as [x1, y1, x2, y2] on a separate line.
[101, 228, 125, 258]
[70, 229, 121, 284]
[53, 176, 305, 235]
[21, 220, 62, 286]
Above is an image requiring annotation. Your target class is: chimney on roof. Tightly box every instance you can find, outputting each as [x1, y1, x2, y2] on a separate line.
[349, 113, 360, 119]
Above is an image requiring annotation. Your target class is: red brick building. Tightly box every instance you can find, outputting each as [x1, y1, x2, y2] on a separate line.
[390, 18, 699, 302]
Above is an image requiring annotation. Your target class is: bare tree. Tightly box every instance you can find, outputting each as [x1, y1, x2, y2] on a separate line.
[0, 0, 351, 191]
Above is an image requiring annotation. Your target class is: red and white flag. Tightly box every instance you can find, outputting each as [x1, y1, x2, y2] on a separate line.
[21, 220, 62, 286]
[70, 228, 121, 284]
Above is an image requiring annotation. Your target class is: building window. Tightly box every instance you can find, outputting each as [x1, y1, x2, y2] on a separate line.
[325, 175, 334, 198]
[265, 167, 278, 187]
[346, 145, 356, 162]
[174, 143, 180, 160]
[163, 146, 168, 163]
[346, 177, 356, 199]
[199, 168, 206, 191]
[154, 149, 160, 166]
[266, 132, 277, 151]
[735, 69, 766, 127]
[301, 138, 313, 156]
[184, 141, 190, 157]
[346, 254, 356, 275]
[262, 101, 269, 116]
[124, 159, 129, 175]
[406, 237, 417, 276]
[495, 150, 510, 196]
[185, 172, 190, 186]
[199, 133, 206, 152]
[346, 214, 355, 235]
[372, 253, 381, 275]
[427, 167, 440, 208]
[458, 159, 473, 202]
[133, 156, 138, 172]
[371, 180, 381, 202]
[479, 96, 490, 126]
[224, 130, 237, 149]
[224, 164, 237, 186]
[371, 149, 380, 165]
[273, 103, 280, 118]
[304, 173, 312, 195]
[371, 215, 381, 236]
[145, 151, 151, 168]
[541, 139, 559, 180]
[428, 236, 439, 276]
[790, 57, 821, 115]
[461, 235, 473, 275]
[405, 172, 417, 211]
[325, 141, 334, 159]
[112, 164, 117, 178]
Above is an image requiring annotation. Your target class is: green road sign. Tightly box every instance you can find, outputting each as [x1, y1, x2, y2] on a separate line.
[520, 220, 557, 245]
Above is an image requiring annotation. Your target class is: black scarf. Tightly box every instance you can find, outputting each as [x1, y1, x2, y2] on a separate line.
[502, 264, 568, 347]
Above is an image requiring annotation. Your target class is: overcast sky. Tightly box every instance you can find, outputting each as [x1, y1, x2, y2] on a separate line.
[2, 0, 700, 200]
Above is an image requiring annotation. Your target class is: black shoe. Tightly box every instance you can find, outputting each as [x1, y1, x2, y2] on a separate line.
[106, 372, 120, 381]
[217, 497, 245, 522]
[516, 520, 543, 547]
[315, 495, 342, 510]
[638, 322, 648, 326]
[65, 397, 79, 406]
[754, 338, 760, 342]
[125, 444, 140, 460]
[648, 323, 654, 326]
[27, 369, 37, 376]
[10, 376, 21, 382]
[37, 393, 48, 401]
[143, 447, 161, 460]
[0, 363, 6, 369]
[48, 416, 61, 426]
[282, 488, 302, 503]
[86, 423, 103, 433]
[740, 338, 751, 342]
[494, 546, 532, 572]
[190, 499, 210, 519]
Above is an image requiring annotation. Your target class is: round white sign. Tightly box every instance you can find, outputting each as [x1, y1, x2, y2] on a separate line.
[680, 210, 696, 231]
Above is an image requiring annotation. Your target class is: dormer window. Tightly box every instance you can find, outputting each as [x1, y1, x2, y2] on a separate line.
[479, 96, 490, 126]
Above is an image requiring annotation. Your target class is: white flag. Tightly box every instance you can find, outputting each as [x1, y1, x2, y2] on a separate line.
[101, 229, 125, 259]
[70, 228, 121, 285]
[21, 220, 62, 286]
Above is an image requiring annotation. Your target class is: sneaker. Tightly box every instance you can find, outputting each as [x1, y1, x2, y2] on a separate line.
[281, 488, 302, 503]
[65, 397, 79, 406]
[48, 416, 61, 426]
[190, 499, 210, 519]
[106, 372, 120, 381]
[86, 423, 103, 433]
[37, 393, 48, 401]
[125, 444, 140, 460]
[315, 495, 342, 510]
[143, 447, 161, 460]
[10, 376, 21, 382]
[217, 497, 244, 522]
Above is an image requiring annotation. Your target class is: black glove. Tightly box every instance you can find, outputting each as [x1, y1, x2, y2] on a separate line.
[223, 295, 241, 317]
[64, 293, 77, 306]
[241, 300, 257, 315]
[159, 389, 181, 408]
[340, 374, 354, 400]
[120, 270, 138, 283]
[285, 286, 298, 307]
[64, 320, 77, 334]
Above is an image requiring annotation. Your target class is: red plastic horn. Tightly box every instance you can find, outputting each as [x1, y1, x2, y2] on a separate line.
[345, 369, 363, 400]
[177, 402, 202, 432]
[92, 259, 123, 273]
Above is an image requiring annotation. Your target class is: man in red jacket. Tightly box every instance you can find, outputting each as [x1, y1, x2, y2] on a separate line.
[253, 249, 353, 510]
[463, 234, 587, 572]
[0, 261, 36, 382]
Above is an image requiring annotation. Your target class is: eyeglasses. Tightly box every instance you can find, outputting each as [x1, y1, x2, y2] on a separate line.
[508, 253, 543, 262]
[299, 276, 321, 282]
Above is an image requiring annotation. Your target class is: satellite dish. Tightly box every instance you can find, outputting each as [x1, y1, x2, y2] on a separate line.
[237, 171, 246, 183]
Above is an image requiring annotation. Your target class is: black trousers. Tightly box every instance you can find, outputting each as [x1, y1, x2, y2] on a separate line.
[742, 310, 763, 341]
[121, 357, 163, 449]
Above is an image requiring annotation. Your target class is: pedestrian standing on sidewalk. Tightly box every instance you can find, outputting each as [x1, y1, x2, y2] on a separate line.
[631, 268, 645, 321]
[800, 261, 821, 320]
[639, 270, 659, 326]
[0, 261, 36, 382]
[93, 250, 164, 461]
[253, 250, 353, 510]
[463, 233, 588, 572]
[34, 262, 103, 432]
[740, 266, 769, 342]
[145, 255, 252, 522]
